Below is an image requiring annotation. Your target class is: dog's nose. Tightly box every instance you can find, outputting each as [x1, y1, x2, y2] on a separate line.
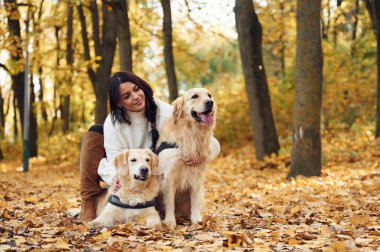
[140, 167, 149, 175]
[205, 100, 213, 109]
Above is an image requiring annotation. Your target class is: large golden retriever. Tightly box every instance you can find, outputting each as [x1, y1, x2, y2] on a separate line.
[157, 88, 219, 227]
[88, 149, 161, 228]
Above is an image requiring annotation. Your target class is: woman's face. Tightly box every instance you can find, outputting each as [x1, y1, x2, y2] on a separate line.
[117, 82, 146, 112]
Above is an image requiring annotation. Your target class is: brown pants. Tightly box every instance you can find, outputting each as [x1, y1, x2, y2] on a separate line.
[79, 129, 105, 222]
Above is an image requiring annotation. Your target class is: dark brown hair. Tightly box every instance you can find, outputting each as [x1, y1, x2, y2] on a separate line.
[108, 71, 159, 150]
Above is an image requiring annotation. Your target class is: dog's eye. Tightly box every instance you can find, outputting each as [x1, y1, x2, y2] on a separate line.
[191, 94, 198, 99]
[146, 158, 150, 162]
[130, 158, 136, 162]
[208, 93, 212, 98]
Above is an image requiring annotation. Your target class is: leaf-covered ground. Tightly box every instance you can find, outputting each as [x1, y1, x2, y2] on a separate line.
[1, 127, 380, 251]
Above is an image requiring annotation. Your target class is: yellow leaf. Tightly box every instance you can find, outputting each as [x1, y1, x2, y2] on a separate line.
[92, 230, 111, 241]
[302, 194, 318, 202]
[350, 214, 370, 226]
[24, 197, 38, 204]
[284, 228, 296, 237]
[290, 205, 302, 216]
[288, 238, 298, 245]
[55, 238, 70, 250]
[76, 225, 88, 233]
[327, 241, 347, 252]
[223, 234, 244, 248]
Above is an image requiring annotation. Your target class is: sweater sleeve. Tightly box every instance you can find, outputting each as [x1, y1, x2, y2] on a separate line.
[98, 116, 125, 185]
[209, 136, 221, 161]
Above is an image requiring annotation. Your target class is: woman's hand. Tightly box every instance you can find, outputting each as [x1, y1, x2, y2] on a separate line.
[111, 176, 121, 193]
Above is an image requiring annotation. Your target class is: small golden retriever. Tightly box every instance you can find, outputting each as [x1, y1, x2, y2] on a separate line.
[157, 88, 218, 227]
[88, 149, 161, 228]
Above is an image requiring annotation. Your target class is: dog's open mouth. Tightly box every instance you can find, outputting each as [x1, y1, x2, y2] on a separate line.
[191, 110, 214, 126]
[134, 174, 148, 181]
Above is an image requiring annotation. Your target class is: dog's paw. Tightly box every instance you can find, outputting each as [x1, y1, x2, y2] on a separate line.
[146, 217, 161, 227]
[191, 212, 202, 224]
[86, 220, 101, 229]
[164, 215, 177, 228]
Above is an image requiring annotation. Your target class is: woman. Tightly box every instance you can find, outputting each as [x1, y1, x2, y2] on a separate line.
[79, 71, 220, 221]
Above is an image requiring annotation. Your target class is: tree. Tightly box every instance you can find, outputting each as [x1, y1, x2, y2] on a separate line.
[62, 0, 73, 133]
[29, 74, 38, 157]
[77, 0, 117, 124]
[4, 0, 25, 130]
[234, 0, 280, 160]
[288, 0, 323, 178]
[161, 0, 178, 102]
[115, 0, 132, 72]
[364, 0, 380, 138]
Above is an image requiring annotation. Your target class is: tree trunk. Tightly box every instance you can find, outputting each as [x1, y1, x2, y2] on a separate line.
[235, 0, 280, 160]
[364, 0, 380, 137]
[279, 0, 286, 76]
[115, 0, 133, 72]
[352, 0, 359, 40]
[0, 87, 4, 160]
[0, 83, 5, 140]
[13, 94, 18, 138]
[161, 0, 179, 102]
[288, 0, 323, 178]
[5, 0, 25, 131]
[77, 1, 117, 124]
[63, 0, 74, 133]
[32, 0, 48, 122]
[38, 66, 48, 121]
[29, 75, 38, 157]
[49, 25, 62, 136]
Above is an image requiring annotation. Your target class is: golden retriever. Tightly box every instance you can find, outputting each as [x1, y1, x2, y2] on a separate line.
[157, 88, 219, 227]
[88, 149, 161, 228]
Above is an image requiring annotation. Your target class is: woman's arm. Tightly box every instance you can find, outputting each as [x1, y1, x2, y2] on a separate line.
[98, 118, 125, 185]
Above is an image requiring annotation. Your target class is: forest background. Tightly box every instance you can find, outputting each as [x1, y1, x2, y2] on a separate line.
[0, 0, 380, 251]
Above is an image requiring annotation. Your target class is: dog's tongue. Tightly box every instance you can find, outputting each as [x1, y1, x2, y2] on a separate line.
[200, 114, 214, 126]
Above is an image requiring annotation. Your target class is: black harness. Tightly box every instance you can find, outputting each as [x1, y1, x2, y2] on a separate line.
[154, 141, 178, 155]
[108, 195, 158, 210]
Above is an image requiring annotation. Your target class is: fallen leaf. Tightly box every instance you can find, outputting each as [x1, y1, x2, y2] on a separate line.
[350, 214, 370, 226]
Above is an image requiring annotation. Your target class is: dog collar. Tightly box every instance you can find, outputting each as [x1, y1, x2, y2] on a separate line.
[154, 141, 178, 155]
[107, 195, 158, 209]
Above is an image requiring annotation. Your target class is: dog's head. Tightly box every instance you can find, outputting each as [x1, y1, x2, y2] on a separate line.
[113, 149, 158, 183]
[172, 88, 216, 127]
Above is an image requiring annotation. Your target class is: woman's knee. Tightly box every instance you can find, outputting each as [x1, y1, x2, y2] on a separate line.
[88, 124, 104, 135]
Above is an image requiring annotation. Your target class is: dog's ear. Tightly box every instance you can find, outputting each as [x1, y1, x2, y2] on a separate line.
[172, 96, 184, 119]
[113, 150, 129, 170]
[146, 149, 159, 175]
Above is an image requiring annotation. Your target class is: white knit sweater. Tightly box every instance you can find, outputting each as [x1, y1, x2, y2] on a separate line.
[98, 98, 173, 184]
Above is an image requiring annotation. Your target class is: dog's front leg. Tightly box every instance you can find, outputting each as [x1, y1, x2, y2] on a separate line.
[163, 180, 177, 227]
[87, 204, 116, 228]
[145, 208, 162, 227]
[190, 184, 204, 224]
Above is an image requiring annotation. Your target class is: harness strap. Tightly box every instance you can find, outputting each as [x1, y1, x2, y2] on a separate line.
[154, 141, 178, 155]
[108, 195, 157, 209]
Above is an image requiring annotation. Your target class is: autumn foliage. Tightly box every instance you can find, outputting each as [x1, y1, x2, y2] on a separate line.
[1, 0, 380, 250]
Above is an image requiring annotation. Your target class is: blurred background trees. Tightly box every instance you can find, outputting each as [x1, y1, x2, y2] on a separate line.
[0, 0, 378, 177]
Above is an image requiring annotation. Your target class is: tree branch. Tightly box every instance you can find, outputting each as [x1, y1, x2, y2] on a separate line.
[77, 3, 96, 85]
[90, 0, 101, 59]
[183, 0, 233, 43]
[0, 63, 9, 73]
[364, 0, 378, 33]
